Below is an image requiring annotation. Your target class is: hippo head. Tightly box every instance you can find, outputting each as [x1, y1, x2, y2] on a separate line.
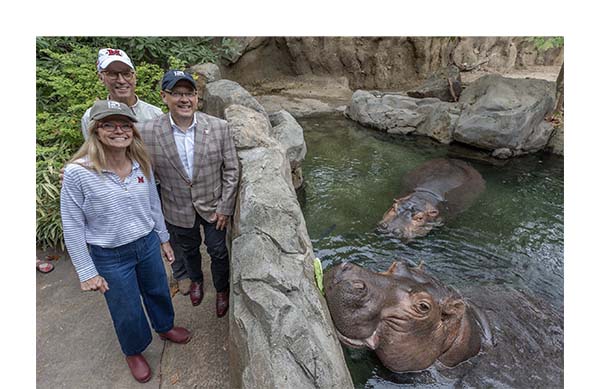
[377, 193, 442, 240]
[324, 260, 483, 372]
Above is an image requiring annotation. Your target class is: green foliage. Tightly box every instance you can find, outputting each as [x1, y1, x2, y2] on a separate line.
[219, 38, 243, 63]
[36, 142, 74, 249]
[529, 37, 564, 51]
[36, 36, 222, 69]
[36, 37, 236, 248]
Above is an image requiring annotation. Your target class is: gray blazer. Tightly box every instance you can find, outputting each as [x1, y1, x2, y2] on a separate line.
[138, 112, 240, 228]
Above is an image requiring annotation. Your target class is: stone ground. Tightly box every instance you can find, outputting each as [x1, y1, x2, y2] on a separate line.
[36, 244, 229, 389]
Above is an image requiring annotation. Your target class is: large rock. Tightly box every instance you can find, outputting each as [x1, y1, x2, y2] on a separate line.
[230, 146, 353, 389]
[415, 101, 461, 144]
[454, 74, 556, 153]
[269, 110, 307, 189]
[269, 110, 307, 163]
[224, 104, 277, 150]
[204, 79, 270, 121]
[345, 90, 457, 142]
[407, 65, 462, 102]
[189, 62, 222, 83]
[345, 91, 421, 134]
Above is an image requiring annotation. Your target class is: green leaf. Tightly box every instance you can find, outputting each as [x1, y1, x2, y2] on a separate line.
[314, 257, 324, 295]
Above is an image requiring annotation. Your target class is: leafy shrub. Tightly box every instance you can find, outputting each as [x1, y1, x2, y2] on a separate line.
[36, 38, 220, 248]
[36, 37, 223, 70]
[529, 37, 564, 51]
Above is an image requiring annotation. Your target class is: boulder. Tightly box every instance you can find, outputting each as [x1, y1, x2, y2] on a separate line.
[189, 62, 222, 83]
[269, 110, 307, 164]
[407, 65, 462, 102]
[345, 90, 458, 142]
[269, 110, 307, 189]
[454, 74, 556, 153]
[230, 146, 353, 388]
[415, 102, 461, 144]
[345, 91, 422, 134]
[204, 79, 270, 122]
[224, 105, 277, 150]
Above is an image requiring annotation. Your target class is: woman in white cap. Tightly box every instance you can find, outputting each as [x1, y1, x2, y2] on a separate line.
[61, 100, 190, 383]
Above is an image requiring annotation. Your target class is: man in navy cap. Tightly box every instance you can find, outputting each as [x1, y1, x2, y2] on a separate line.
[138, 70, 239, 318]
[81, 48, 163, 140]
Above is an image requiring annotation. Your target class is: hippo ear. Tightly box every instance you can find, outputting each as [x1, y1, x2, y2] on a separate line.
[383, 261, 412, 278]
[393, 194, 412, 204]
[441, 298, 466, 322]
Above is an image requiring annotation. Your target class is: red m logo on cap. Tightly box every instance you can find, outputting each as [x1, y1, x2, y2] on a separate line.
[107, 49, 122, 56]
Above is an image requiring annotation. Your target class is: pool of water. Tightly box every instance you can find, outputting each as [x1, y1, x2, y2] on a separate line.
[297, 114, 564, 388]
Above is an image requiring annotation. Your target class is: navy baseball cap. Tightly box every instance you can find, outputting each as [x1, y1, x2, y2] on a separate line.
[161, 70, 196, 91]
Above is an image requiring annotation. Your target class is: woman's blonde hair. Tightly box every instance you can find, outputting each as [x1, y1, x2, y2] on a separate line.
[69, 119, 152, 179]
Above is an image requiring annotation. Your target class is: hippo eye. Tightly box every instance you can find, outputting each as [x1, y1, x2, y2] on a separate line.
[416, 302, 431, 313]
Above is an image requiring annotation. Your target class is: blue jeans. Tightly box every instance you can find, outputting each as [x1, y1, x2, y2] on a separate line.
[89, 231, 174, 356]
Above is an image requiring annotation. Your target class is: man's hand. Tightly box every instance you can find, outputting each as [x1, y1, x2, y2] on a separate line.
[161, 241, 175, 263]
[210, 212, 229, 231]
[81, 275, 109, 294]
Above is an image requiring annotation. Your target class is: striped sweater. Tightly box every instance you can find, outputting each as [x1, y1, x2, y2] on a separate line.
[60, 158, 169, 282]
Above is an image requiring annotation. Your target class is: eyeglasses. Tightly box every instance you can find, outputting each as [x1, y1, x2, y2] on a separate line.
[101, 71, 135, 81]
[99, 122, 133, 132]
[165, 90, 197, 99]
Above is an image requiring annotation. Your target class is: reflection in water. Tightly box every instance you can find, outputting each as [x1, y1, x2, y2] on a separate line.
[298, 114, 563, 388]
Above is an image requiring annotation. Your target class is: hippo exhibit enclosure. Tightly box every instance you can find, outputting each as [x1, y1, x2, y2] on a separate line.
[37, 36, 564, 388]
[298, 115, 563, 387]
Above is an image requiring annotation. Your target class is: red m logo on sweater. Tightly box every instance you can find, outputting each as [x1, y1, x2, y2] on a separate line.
[137, 176, 144, 183]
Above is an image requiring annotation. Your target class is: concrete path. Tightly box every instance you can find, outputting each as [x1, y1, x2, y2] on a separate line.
[36, 246, 229, 388]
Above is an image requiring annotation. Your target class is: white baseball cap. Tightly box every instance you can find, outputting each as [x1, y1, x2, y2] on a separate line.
[96, 48, 135, 72]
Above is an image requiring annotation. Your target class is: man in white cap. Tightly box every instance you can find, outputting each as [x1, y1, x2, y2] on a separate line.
[81, 48, 163, 140]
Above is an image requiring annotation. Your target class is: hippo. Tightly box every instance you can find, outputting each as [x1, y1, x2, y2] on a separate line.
[324, 260, 563, 387]
[377, 158, 485, 240]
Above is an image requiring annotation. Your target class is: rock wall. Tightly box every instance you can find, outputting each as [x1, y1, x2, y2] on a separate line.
[197, 72, 353, 387]
[221, 37, 563, 90]
[229, 145, 353, 388]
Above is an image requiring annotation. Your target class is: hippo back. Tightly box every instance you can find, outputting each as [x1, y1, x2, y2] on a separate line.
[402, 158, 485, 216]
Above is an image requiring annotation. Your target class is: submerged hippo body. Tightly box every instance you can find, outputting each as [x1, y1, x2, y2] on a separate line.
[324, 261, 563, 387]
[378, 158, 485, 240]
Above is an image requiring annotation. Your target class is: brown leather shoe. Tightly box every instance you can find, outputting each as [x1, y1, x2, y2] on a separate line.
[216, 290, 229, 318]
[159, 326, 192, 344]
[189, 281, 204, 306]
[125, 354, 151, 383]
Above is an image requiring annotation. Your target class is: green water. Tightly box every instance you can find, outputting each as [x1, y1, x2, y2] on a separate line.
[298, 114, 563, 387]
